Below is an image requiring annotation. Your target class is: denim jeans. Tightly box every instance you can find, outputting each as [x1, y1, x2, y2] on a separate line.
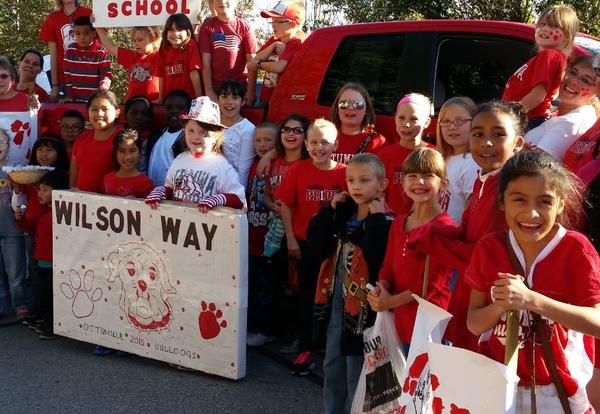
[323, 273, 364, 414]
[0, 235, 29, 315]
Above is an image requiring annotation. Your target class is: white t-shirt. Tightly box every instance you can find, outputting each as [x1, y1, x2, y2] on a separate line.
[525, 105, 598, 161]
[165, 151, 246, 205]
[222, 118, 256, 188]
[437, 153, 480, 225]
[148, 129, 183, 186]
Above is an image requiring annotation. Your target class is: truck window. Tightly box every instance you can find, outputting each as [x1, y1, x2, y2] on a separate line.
[318, 34, 406, 115]
[434, 35, 533, 110]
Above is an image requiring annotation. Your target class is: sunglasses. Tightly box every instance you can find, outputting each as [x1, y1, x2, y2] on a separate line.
[0, 73, 11, 80]
[281, 126, 305, 135]
[439, 118, 472, 128]
[338, 99, 366, 110]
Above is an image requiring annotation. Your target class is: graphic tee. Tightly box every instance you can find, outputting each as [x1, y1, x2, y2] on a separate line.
[158, 44, 202, 99]
[332, 130, 387, 165]
[117, 48, 161, 101]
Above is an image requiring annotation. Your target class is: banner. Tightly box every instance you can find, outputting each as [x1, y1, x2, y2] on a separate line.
[93, 0, 201, 28]
[52, 190, 248, 380]
[0, 108, 37, 166]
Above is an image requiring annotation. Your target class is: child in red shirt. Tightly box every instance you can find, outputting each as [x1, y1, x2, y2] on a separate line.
[103, 129, 153, 198]
[199, 0, 257, 104]
[96, 26, 162, 102]
[502, 5, 579, 129]
[278, 118, 347, 375]
[246, 122, 278, 347]
[70, 91, 122, 193]
[23, 170, 68, 339]
[378, 93, 434, 216]
[368, 148, 457, 353]
[329, 82, 387, 164]
[251, 1, 305, 103]
[158, 14, 202, 101]
[466, 150, 600, 413]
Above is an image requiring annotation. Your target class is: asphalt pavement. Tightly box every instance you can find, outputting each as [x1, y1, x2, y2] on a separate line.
[0, 323, 323, 414]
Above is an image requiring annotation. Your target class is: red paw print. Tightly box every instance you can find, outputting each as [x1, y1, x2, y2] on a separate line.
[10, 119, 31, 147]
[198, 301, 227, 339]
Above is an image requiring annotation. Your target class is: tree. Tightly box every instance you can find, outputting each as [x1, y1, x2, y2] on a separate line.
[0, 0, 53, 61]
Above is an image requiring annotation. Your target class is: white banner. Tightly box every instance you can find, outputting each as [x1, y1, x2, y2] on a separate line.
[93, 0, 201, 28]
[52, 190, 248, 380]
[0, 108, 38, 166]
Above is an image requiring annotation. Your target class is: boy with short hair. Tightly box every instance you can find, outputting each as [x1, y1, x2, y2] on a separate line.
[59, 109, 85, 156]
[250, 1, 306, 103]
[308, 153, 393, 413]
[63, 16, 112, 103]
[277, 118, 347, 375]
[199, 0, 258, 105]
[246, 122, 278, 347]
[16, 170, 69, 339]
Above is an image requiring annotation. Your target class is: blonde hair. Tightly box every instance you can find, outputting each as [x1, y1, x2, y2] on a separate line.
[436, 97, 477, 158]
[131, 27, 161, 52]
[55, 0, 81, 9]
[307, 118, 338, 142]
[348, 153, 386, 180]
[397, 93, 432, 121]
[210, 130, 225, 154]
[402, 147, 446, 179]
[537, 4, 579, 53]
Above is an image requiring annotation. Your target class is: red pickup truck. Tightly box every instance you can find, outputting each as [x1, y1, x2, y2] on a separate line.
[39, 19, 600, 139]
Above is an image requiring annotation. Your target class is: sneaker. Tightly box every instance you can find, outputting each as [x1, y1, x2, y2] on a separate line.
[93, 345, 114, 356]
[290, 351, 315, 376]
[38, 330, 58, 340]
[247, 332, 276, 347]
[21, 314, 39, 326]
[279, 337, 300, 354]
[15, 308, 29, 322]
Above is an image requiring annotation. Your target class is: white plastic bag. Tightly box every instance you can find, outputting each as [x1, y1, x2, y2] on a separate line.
[351, 310, 406, 414]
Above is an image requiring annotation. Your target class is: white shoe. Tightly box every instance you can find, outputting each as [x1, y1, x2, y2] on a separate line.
[247, 332, 276, 347]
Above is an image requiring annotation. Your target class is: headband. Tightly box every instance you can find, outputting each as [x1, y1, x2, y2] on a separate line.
[396, 95, 430, 115]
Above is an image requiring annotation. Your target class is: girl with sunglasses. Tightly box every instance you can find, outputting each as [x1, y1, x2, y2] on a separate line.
[525, 55, 599, 162]
[329, 82, 387, 165]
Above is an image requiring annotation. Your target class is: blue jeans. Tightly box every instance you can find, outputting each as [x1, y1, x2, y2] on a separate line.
[0, 236, 29, 315]
[323, 274, 364, 414]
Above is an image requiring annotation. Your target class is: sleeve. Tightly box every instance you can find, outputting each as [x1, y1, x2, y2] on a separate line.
[416, 220, 470, 271]
[362, 213, 393, 284]
[536, 116, 592, 161]
[529, 50, 565, 89]
[242, 20, 258, 54]
[39, 14, 55, 42]
[378, 218, 400, 290]
[464, 240, 490, 293]
[98, 50, 112, 90]
[198, 21, 212, 53]
[102, 173, 111, 194]
[117, 47, 135, 71]
[217, 162, 247, 207]
[460, 160, 479, 201]
[187, 43, 202, 72]
[234, 124, 256, 188]
[164, 161, 177, 188]
[137, 176, 155, 198]
[276, 162, 299, 207]
[568, 238, 600, 307]
[306, 205, 337, 262]
[279, 38, 302, 62]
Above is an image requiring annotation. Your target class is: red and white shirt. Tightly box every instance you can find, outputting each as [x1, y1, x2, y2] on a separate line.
[158, 44, 202, 100]
[565, 117, 600, 174]
[466, 228, 600, 413]
[64, 39, 112, 102]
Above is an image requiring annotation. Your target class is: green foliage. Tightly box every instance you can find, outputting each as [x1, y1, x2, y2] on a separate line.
[0, 0, 54, 61]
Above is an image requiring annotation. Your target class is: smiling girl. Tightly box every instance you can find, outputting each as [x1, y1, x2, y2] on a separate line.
[14, 50, 49, 103]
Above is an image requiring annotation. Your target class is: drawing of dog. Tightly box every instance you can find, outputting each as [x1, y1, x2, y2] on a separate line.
[107, 242, 176, 330]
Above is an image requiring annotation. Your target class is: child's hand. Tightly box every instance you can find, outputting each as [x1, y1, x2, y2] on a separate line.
[28, 93, 40, 110]
[287, 237, 301, 259]
[272, 200, 283, 218]
[14, 210, 24, 221]
[368, 197, 385, 214]
[206, 90, 218, 103]
[491, 272, 532, 311]
[331, 191, 348, 209]
[367, 282, 390, 312]
[145, 186, 168, 209]
[273, 41, 286, 55]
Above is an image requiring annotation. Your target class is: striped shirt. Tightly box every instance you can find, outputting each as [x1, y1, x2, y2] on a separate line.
[64, 39, 112, 102]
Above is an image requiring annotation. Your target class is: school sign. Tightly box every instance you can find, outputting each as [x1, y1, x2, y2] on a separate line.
[93, 0, 201, 27]
[52, 190, 248, 379]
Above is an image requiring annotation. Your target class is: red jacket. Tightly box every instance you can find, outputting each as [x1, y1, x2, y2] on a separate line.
[15, 185, 43, 234]
[33, 208, 53, 262]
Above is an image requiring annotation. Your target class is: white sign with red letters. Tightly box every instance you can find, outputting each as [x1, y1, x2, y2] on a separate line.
[52, 190, 248, 379]
[92, 0, 201, 28]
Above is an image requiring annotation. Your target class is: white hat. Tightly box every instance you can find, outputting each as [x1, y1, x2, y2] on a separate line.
[180, 97, 227, 130]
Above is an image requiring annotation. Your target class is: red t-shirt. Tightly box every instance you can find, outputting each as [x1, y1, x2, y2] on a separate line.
[38, 6, 92, 84]
[0, 92, 28, 111]
[117, 48, 161, 101]
[246, 160, 269, 256]
[276, 159, 346, 240]
[72, 128, 120, 193]
[502, 49, 567, 119]
[377, 143, 434, 216]
[332, 130, 387, 165]
[102, 171, 154, 198]
[198, 16, 257, 88]
[33, 208, 53, 262]
[13, 84, 49, 103]
[267, 156, 300, 198]
[158, 44, 202, 99]
[466, 229, 600, 402]
[378, 212, 456, 344]
[564, 117, 600, 173]
[258, 35, 303, 102]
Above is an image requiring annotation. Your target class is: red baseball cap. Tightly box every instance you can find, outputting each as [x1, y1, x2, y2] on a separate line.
[260, 1, 305, 25]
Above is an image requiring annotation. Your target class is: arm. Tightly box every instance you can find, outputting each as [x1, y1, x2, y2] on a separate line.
[201, 53, 217, 102]
[520, 83, 547, 114]
[281, 203, 300, 259]
[69, 154, 79, 188]
[256, 149, 277, 176]
[235, 129, 256, 188]
[259, 59, 288, 74]
[244, 53, 257, 107]
[98, 52, 112, 91]
[95, 28, 118, 56]
[48, 42, 59, 101]
[190, 70, 202, 98]
[263, 183, 280, 215]
[467, 288, 505, 335]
